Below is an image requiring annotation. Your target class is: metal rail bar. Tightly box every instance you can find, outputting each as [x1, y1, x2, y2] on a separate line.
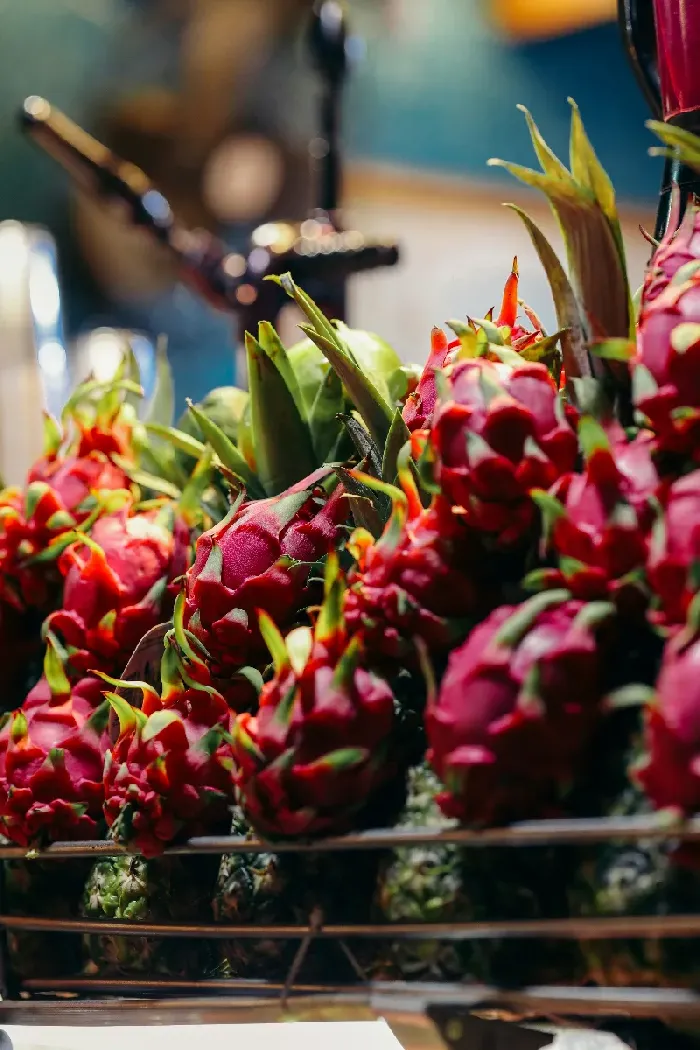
[1, 814, 698, 859]
[12, 981, 700, 1023]
[4, 914, 700, 941]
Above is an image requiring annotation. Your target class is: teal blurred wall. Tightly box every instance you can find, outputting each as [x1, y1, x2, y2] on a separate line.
[0, 0, 660, 404]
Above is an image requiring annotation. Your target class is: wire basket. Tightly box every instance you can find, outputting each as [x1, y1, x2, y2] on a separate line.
[2, 814, 700, 1029]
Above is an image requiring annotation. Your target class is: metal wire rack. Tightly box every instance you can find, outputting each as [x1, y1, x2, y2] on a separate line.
[1, 813, 700, 1032]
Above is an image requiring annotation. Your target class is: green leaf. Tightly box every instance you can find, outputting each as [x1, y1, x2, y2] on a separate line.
[178, 446, 215, 525]
[578, 416, 610, 461]
[298, 323, 394, 448]
[381, 409, 411, 484]
[42, 413, 62, 458]
[495, 590, 571, 649]
[308, 366, 344, 462]
[340, 414, 383, 478]
[671, 323, 700, 354]
[285, 626, 313, 675]
[144, 334, 175, 427]
[517, 104, 577, 186]
[112, 455, 182, 500]
[308, 747, 368, 773]
[335, 466, 390, 531]
[647, 119, 700, 172]
[245, 332, 317, 497]
[142, 709, 180, 743]
[187, 400, 264, 498]
[504, 204, 590, 382]
[44, 635, 71, 697]
[257, 322, 307, 421]
[568, 98, 617, 224]
[146, 422, 208, 459]
[471, 316, 505, 346]
[603, 684, 656, 711]
[591, 339, 636, 362]
[105, 692, 148, 735]
[258, 610, 289, 674]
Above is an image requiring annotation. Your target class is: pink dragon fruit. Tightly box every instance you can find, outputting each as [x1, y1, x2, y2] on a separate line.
[533, 421, 658, 605]
[0, 675, 109, 846]
[103, 631, 235, 856]
[402, 261, 545, 434]
[431, 358, 578, 545]
[426, 591, 613, 826]
[647, 469, 700, 627]
[634, 199, 700, 459]
[46, 500, 189, 678]
[184, 473, 346, 707]
[635, 626, 700, 816]
[344, 472, 498, 664]
[232, 558, 395, 838]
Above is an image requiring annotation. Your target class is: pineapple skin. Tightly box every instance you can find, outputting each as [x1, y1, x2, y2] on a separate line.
[3, 856, 88, 984]
[82, 855, 216, 978]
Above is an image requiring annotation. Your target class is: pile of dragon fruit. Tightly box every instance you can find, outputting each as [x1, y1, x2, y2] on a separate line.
[3, 104, 700, 990]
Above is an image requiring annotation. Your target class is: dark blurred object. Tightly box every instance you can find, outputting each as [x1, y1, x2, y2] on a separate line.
[20, 94, 399, 344]
[618, 0, 700, 239]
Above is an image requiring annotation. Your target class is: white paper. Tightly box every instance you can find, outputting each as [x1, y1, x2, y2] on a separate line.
[1, 1020, 404, 1050]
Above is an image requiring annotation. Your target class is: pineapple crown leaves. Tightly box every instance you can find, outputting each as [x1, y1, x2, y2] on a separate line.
[143, 334, 175, 429]
[269, 272, 394, 448]
[186, 398, 264, 499]
[489, 102, 632, 350]
[245, 331, 317, 497]
[647, 120, 700, 172]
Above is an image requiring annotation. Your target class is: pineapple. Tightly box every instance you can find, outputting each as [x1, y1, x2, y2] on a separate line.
[373, 764, 468, 981]
[213, 813, 293, 980]
[3, 856, 88, 983]
[82, 855, 216, 978]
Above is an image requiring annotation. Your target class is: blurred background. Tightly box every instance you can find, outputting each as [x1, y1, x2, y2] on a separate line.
[0, 0, 661, 421]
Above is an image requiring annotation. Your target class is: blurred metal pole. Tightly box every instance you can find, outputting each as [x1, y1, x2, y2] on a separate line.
[618, 0, 700, 241]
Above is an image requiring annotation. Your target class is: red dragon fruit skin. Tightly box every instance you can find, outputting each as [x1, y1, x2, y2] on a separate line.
[103, 670, 235, 857]
[232, 563, 395, 839]
[635, 201, 700, 457]
[432, 358, 578, 545]
[636, 628, 700, 816]
[345, 493, 497, 664]
[647, 470, 700, 627]
[47, 503, 184, 675]
[0, 455, 130, 615]
[402, 262, 545, 435]
[402, 329, 451, 434]
[0, 684, 110, 846]
[537, 423, 659, 604]
[426, 591, 613, 826]
[184, 477, 346, 697]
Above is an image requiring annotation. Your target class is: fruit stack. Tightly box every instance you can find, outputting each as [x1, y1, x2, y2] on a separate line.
[3, 103, 700, 992]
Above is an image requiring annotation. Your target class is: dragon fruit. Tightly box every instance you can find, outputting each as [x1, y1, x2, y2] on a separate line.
[635, 626, 700, 816]
[402, 262, 546, 435]
[184, 473, 346, 706]
[646, 470, 700, 627]
[634, 200, 700, 459]
[46, 500, 189, 679]
[103, 628, 235, 856]
[533, 421, 658, 605]
[426, 591, 613, 826]
[432, 358, 578, 546]
[232, 558, 396, 838]
[344, 472, 498, 664]
[0, 675, 110, 846]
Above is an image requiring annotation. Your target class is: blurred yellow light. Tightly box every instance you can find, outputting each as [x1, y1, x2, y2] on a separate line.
[491, 0, 616, 40]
